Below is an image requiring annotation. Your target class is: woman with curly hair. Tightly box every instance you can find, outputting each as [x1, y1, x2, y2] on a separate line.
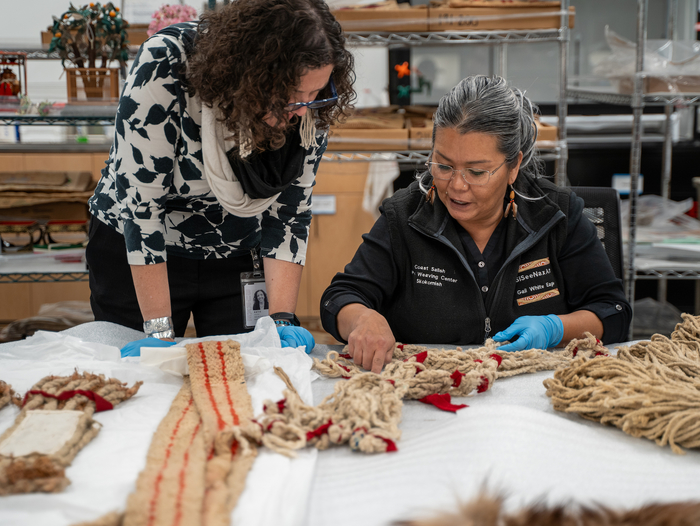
[86, 0, 354, 355]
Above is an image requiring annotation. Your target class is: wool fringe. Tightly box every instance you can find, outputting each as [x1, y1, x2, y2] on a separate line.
[395, 492, 700, 526]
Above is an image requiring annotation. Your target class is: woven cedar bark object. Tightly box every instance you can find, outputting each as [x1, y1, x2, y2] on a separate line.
[0, 371, 142, 495]
[96, 340, 257, 526]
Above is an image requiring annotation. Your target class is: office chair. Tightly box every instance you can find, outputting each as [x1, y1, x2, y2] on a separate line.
[571, 186, 624, 281]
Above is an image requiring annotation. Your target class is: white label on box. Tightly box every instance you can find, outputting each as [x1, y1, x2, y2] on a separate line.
[313, 195, 337, 215]
[612, 174, 644, 195]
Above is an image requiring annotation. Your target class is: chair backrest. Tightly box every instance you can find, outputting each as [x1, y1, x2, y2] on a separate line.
[571, 186, 624, 281]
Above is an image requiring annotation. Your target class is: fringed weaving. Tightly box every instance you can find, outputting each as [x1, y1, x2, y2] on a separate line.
[0, 371, 142, 495]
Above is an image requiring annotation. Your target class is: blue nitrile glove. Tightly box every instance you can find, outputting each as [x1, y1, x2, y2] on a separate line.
[276, 325, 315, 354]
[492, 315, 564, 352]
[120, 337, 176, 358]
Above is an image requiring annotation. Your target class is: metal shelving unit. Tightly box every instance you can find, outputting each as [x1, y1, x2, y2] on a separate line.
[567, 0, 700, 331]
[342, 9, 571, 183]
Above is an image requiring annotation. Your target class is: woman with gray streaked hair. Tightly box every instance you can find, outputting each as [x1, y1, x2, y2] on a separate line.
[319, 75, 630, 373]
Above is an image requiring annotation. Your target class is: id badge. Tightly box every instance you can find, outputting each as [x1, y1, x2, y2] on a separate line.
[241, 248, 268, 329]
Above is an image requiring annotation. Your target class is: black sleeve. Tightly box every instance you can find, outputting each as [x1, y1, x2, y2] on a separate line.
[559, 191, 632, 343]
[320, 211, 399, 343]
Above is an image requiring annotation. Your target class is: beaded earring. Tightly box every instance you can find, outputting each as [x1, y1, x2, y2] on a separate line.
[504, 185, 517, 219]
[426, 184, 436, 204]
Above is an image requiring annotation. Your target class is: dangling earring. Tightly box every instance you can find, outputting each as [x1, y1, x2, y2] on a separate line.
[426, 184, 435, 204]
[504, 186, 517, 219]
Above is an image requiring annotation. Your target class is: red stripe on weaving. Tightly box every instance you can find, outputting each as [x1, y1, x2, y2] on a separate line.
[147, 398, 193, 526]
[199, 342, 226, 431]
[217, 341, 239, 427]
[22, 389, 113, 412]
[172, 421, 201, 526]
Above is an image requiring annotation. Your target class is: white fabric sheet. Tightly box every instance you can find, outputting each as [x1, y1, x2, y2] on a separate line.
[0, 321, 316, 526]
[3, 328, 700, 525]
[304, 358, 700, 525]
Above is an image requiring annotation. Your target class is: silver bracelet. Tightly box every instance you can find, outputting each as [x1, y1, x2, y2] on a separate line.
[149, 329, 175, 340]
[143, 316, 174, 338]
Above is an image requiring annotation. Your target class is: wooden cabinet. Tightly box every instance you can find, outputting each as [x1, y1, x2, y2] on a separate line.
[0, 151, 101, 322]
[0, 282, 90, 323]
[297, 161, 377, 318]
[0, 151, 109, 182]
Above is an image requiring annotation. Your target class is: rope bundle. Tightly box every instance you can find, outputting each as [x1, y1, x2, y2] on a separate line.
[244, 369, 405, 457]
[0, 380, 19, 411]
[246, 341, 608, 457]
[544, 314, 700, 454]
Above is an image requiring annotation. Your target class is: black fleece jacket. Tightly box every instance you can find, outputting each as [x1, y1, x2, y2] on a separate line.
[320, 174, 631, 346]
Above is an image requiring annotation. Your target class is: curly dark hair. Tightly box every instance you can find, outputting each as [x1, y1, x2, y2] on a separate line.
[186, 0, 355, 155]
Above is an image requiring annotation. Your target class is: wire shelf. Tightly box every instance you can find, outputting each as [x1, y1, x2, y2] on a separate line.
[0, 272, 88, 283]
[0, 47, 139, 61]
[322, 142, 563, 163]
[345, 28, 564, 46]
[0, 114, 116, 126]
[635, 269, 700, 279]
[568, 86, 700, 107]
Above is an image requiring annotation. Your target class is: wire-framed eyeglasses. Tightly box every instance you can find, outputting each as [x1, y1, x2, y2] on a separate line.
[285, 76, 338, 112]
[426, 158, 507, 187]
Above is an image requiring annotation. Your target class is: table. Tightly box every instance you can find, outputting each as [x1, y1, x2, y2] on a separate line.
[1, 322, 699, 526]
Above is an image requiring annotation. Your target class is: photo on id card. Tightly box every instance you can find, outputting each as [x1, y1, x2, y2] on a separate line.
[241, 271, 268, 329]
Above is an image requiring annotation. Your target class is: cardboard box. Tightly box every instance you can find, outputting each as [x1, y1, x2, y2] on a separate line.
[407, 119, 434, 150]
[428, 6, 575, 31]
[616, 76, 700, 95]
[0, 193, 91, 221]
[332, 7, 429, 32]
[535, 121, 558, 142]
[327, 128, 409, 151]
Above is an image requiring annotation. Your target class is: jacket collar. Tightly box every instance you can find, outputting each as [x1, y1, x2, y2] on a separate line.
[410, 174, 561, 234]
[408, 173, 563, 251]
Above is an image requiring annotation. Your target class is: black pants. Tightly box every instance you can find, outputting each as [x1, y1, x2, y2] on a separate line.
[85, 217, 254, 337]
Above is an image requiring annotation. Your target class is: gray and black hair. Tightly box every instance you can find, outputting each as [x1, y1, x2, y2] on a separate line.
[426, 75, 543, 184]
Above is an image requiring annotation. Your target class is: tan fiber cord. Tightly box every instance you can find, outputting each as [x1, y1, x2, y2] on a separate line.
[0, 371, 142, 495]
[545, 314, 700, 454]
[0, 380, 20, 411]
[241, 341, 608, 458]
[312, 340, 601, 399]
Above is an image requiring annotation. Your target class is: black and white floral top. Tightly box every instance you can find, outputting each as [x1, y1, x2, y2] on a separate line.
[89, 23, 327, 266]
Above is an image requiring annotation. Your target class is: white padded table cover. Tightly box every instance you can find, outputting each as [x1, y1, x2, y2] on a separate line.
[1, 322, 699, 525]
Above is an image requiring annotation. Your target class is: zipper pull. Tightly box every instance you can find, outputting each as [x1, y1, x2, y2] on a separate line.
[484, 317, 492, 340]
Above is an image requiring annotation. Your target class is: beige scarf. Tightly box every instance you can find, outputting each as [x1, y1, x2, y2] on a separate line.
[201, 103, 317, 218]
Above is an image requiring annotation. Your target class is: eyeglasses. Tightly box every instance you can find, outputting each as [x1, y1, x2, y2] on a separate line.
[285, 76, 338, 112]
[426, 158, 507, 187]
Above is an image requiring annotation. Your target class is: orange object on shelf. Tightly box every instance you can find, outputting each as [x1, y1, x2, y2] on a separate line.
[0, 52, 27, 98]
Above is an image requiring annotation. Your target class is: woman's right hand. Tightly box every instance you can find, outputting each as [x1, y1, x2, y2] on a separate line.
[339, 304, 396, 374]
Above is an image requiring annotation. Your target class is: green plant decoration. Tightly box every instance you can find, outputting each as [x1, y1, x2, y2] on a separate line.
[48, 2, 129, 70]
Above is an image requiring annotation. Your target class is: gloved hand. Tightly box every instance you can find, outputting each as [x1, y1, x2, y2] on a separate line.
[120, 337, 176, 358]
[492, 314, 564, 352]
[276, 325, 315, 354]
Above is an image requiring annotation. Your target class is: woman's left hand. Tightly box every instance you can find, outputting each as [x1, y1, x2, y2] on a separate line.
[492, 314, 564, 352]
[276, 325, 315, 353]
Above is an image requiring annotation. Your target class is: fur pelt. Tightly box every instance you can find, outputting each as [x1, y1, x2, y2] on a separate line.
[395, 494, 700, 526]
